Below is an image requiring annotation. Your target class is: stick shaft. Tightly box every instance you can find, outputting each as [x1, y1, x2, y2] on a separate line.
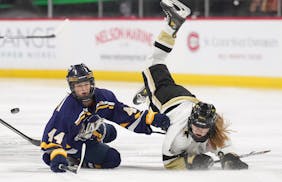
[0, 18, 68, 39]
[239, 150, 271, 158]
[76, 143, 86, 173]
[0, 34, 55, 39]
[215, 150, 271, 163]
[58, 143, 86, 174]
[0, 118, 41, 146]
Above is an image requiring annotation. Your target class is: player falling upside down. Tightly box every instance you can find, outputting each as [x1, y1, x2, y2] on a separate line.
[133, 0, 248, 170]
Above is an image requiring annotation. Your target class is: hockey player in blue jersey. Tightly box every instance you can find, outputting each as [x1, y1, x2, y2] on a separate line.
[40, 63, 170, 172]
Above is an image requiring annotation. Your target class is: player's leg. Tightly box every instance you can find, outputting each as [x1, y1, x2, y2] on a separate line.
[144, 0, 191, 66]
[133, 0, 192, 111]
[160, 0, 191, 38]
[69, 140, 121, 169]
[142, 64, 196, 113]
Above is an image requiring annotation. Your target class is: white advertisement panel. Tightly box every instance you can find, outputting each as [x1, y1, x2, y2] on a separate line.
[0, 19, 281, 77]
[0, 20, 159, 71]
[171, 19, 282, 77]
[0, 20, 64, 69]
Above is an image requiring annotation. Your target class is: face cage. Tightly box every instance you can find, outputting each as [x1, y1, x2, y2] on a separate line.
[187, 117, 215, 143]
[69, 79, 95, 102]
[189, 129, 211, 143]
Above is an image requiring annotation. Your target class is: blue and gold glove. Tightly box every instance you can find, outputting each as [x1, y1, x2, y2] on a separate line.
[75, 114, 104, 141]
[145, 111, 170, 131]
[50, 148, 68, 173]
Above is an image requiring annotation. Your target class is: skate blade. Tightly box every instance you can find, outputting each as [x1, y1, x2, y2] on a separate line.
[161, 0, 191, 18]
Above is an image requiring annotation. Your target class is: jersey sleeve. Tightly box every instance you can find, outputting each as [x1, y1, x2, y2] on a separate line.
[40, 109, 69, 152]
[40, 109, 70, 166]
[40, 96, 73, 166]
[162, 102, 192, 156]
[96, 89, 152, 134]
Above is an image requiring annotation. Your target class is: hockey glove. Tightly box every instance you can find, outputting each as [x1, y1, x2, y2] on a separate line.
[75, 114, 104, 141]
[220, 153, 248, 170]
[186, 154, 214, 170]
[145, 111, 170, 131]
[50, 148, 68, 173]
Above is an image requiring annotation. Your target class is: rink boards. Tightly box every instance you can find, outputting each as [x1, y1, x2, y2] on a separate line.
[0, 18, 282, 89]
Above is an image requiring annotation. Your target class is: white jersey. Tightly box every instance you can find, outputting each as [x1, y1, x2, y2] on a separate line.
[162, 101, 233, 165]
[145, 26, 234, 166]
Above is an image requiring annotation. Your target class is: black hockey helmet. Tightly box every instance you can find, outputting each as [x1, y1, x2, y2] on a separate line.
[66, 63, 95, 102]
[188, 102, 216, 142]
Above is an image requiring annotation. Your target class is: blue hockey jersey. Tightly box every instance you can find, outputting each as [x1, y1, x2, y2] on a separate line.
[41, 87, 152, 158]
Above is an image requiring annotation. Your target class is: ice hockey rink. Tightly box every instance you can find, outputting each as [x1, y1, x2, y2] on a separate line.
[0, 78, 281, 182]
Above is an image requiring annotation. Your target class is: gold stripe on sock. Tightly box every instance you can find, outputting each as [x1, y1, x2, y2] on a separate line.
[157, 31, 175, 47]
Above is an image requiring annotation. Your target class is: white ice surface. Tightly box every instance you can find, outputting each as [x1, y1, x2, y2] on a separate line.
[0, 79, 281, 182]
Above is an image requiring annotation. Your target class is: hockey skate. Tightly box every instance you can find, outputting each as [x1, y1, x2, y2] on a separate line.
[160, 0, 191, 37]
[132, 86, 148, 105]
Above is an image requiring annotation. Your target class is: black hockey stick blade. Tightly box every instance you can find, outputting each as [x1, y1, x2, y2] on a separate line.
[0, 118, 41, 146]
[29, 138, 41, 146]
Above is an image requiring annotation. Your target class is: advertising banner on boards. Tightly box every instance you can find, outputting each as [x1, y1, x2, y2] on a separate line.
[0, 19, 281, 77]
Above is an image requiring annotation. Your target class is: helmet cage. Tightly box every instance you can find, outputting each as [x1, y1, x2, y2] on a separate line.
[188, 102, 216, 142]
[67, 64, 95, 102]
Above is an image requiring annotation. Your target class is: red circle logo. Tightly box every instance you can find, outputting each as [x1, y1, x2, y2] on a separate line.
[187, 32, 200, 52]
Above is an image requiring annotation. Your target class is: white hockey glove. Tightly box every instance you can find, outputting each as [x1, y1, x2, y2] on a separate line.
[74, 114, 104, 141]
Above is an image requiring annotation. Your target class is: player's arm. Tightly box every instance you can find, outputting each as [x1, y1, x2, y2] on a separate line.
[74, 113, 117, 143]
[41, 110, 69, 173]
[163, 153, 214, 170]
[110, 101, 170, 134]
[163, 133, 214, 170]
[97, 90, 170, 134]
[210, 141, 248, 170]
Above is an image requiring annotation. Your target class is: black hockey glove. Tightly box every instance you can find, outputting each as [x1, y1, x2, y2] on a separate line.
[145, 111, 170, 131]
[186, 154, 214, 170]
[220, 153, 248, 170]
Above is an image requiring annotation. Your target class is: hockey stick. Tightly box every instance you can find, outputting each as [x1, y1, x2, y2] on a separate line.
[214, 150, 271, 163]
[59, 143, 86, 174]
[0, 117, 86, 174]
[0, 34, 55, 39]
[0, 118, 41, 146]
[152, 131, 166, 135]
[0, 18, 69, 39]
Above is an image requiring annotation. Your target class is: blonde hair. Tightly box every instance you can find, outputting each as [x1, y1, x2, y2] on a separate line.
[209, 113, 230, 150]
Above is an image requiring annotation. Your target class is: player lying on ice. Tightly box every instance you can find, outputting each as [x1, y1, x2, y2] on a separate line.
[40, 63, 170, 172]
[133, 0, 248, 170]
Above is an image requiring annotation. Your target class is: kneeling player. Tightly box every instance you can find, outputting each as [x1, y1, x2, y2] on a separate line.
[41, 63, 170, 172]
